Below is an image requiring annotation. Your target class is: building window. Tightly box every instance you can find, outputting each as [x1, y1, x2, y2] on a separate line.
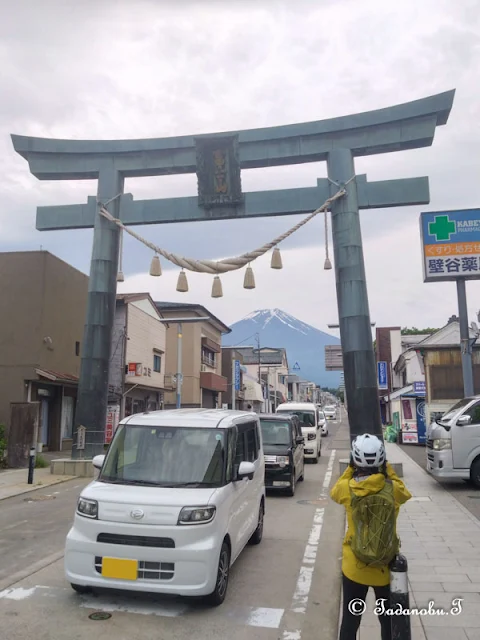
[75, 341, 80, 356]
[202, 348, 216, 368]
[153, 354, 162, 373]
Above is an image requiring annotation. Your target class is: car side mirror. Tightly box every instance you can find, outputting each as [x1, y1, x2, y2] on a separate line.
[92, 454, 105, 470]
[296, 436, 304, 444]
[237, 461, 255, 481]
[457, 415, 472, 426]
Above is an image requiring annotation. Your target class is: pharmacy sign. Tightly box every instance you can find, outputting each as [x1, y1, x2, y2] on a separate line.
[420, 209, 480, 282]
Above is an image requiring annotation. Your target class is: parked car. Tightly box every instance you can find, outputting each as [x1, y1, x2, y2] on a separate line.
[317, 410, 329, 436]
[259, 413, 305, 496]
[323, 405, 337, 420]
[64, 409, 265, 606]
[276, 402, 322, 462]
[427, 396, 480, 488]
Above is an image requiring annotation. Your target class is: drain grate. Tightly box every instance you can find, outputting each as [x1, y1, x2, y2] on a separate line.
[88, 612, 112, 621]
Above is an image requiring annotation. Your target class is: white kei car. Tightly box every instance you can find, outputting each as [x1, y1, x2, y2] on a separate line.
[64, 409, 265, 606]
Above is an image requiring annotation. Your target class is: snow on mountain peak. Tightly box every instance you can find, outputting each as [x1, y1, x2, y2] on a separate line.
[240, 309, 313, 334]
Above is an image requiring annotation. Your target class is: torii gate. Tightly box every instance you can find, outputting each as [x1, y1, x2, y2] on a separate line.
[12, 89, 455, 458]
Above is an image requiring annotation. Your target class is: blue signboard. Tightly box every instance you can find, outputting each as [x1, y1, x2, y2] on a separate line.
[420, 209, 480, 283]
[234, 360, 241, 391]
[377, 361, 388, 390]
[413, 381, 426, 395]
[416, 399, 427, 444]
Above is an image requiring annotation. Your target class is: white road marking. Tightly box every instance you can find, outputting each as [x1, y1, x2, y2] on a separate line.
[283, 449, 336, 637]
[0, 584, 285, 629]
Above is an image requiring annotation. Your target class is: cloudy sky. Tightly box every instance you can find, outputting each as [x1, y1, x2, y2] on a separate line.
[1, 0, 479, 336]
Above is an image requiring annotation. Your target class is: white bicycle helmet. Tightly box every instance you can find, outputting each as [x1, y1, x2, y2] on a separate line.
[351, 434, 386, 468]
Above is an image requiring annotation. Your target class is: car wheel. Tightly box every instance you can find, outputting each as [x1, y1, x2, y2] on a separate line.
[71, 584, 91, 595]
[205, 541, 231, 606]
[249, 502, 264, 545]
[470, 458, 480, 489]
[312, 452, 319, 464]
[287, 469, 296, 496]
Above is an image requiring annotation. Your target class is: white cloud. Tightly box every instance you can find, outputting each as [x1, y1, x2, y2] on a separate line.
[1, 0, 480, 333]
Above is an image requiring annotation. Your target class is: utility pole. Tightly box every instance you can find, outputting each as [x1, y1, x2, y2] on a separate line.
[176, 323, 182, 409]
[155, 316, 210, 410]
[457, 279, 475, 397]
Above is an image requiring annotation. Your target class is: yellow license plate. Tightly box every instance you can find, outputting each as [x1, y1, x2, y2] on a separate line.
[101, 557, 138, 580]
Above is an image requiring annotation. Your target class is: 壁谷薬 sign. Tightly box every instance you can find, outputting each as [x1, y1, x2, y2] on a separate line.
[420, 209, 480, 282]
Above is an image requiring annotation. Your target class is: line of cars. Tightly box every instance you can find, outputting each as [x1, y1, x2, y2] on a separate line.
[64, 401, 337, 607]
[261, 401, 334, 495]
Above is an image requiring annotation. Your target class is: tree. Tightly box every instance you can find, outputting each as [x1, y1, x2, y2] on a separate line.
[401, 327, 438, 335]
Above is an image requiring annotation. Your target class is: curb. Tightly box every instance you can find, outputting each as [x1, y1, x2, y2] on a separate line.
[0, 475, 78, 501]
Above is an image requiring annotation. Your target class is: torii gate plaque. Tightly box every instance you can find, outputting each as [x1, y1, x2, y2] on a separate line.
[12, 90, 455, 457]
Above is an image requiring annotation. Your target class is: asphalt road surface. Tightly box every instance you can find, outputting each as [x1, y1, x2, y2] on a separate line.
[399, 443, 480, 521]
[0, 419, 346, 640]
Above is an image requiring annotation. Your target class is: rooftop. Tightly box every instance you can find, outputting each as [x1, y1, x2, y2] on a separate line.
[155, 301, 231, 334]
[122, 408, 253, 428]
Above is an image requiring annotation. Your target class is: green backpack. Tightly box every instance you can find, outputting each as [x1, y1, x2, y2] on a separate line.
[349, 478, 399, 567]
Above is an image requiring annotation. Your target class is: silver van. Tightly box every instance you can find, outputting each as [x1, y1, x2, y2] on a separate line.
[426, 396, 480, 488]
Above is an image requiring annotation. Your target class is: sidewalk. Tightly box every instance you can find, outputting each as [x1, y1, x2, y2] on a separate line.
[357, 442, 480, 640]
[0, 467, 75, 500]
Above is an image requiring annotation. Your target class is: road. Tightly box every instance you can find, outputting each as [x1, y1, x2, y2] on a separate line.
[399, 443, 480, 521]
[0, 478, 91, 588]
[0, 420, 347, 640]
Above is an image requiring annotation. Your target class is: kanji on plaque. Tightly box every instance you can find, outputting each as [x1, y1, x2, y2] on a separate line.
[462, 256, 478, 271]
[428, 258, 444, 274]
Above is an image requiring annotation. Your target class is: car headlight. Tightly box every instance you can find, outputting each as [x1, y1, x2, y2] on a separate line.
[433, 438, 451, 451]
[77, 497, 98, 519]
[178, 506, 216, 525]
[307, 433, 316, 440]
[276, 456, 289, 467]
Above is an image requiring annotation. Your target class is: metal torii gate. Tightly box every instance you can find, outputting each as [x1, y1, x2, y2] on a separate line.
[12, 89, 455, 458]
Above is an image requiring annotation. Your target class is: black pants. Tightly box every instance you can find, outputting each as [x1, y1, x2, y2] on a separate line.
[339, 573, 392, 640]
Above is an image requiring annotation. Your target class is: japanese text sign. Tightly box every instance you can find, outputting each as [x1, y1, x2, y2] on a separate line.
[420, 209, 480, 282]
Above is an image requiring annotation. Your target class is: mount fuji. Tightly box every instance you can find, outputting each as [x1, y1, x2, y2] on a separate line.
[223, 309, 342, 388]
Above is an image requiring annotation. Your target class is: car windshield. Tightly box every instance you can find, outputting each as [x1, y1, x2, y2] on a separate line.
[439, 398, 473, 422]
[318, 412, 325, 420]
[277, 410, 315, 427]
[99, 425, 226, 487]
[260, 420, 292, 445]
[324, 406, 335, 411]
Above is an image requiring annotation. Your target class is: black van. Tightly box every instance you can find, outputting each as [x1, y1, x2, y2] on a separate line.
[259, 414, 305, 496]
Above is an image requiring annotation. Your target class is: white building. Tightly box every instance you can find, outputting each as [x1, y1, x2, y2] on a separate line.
[108, 293, 167, 429]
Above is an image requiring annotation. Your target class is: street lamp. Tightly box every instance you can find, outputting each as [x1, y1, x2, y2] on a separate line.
[157, 316, 210, 409]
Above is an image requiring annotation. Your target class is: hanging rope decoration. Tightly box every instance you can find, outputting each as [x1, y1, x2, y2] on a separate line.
[100, 183, 349, 297]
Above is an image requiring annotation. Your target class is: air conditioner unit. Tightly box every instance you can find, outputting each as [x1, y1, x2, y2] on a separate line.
[201, 364, 207, 372]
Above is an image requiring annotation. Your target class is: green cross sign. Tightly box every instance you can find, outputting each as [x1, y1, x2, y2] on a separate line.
[428, 215, 456, 241]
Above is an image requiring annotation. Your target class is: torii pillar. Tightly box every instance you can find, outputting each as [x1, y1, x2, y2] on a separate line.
[11, 90, 455, 457]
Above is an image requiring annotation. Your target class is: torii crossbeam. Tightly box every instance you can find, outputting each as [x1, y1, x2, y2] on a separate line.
[12, 89, 455, 457]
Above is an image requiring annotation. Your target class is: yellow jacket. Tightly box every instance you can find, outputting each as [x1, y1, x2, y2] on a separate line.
[330, 462, 411, 586]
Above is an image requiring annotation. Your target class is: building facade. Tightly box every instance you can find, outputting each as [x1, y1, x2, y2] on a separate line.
[235, 347, 288, 412]
[108, 294, 167, 427]
[155, 302, 230, 409]
[0, 251, 88, 452]
[221, 348, 247, 410]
